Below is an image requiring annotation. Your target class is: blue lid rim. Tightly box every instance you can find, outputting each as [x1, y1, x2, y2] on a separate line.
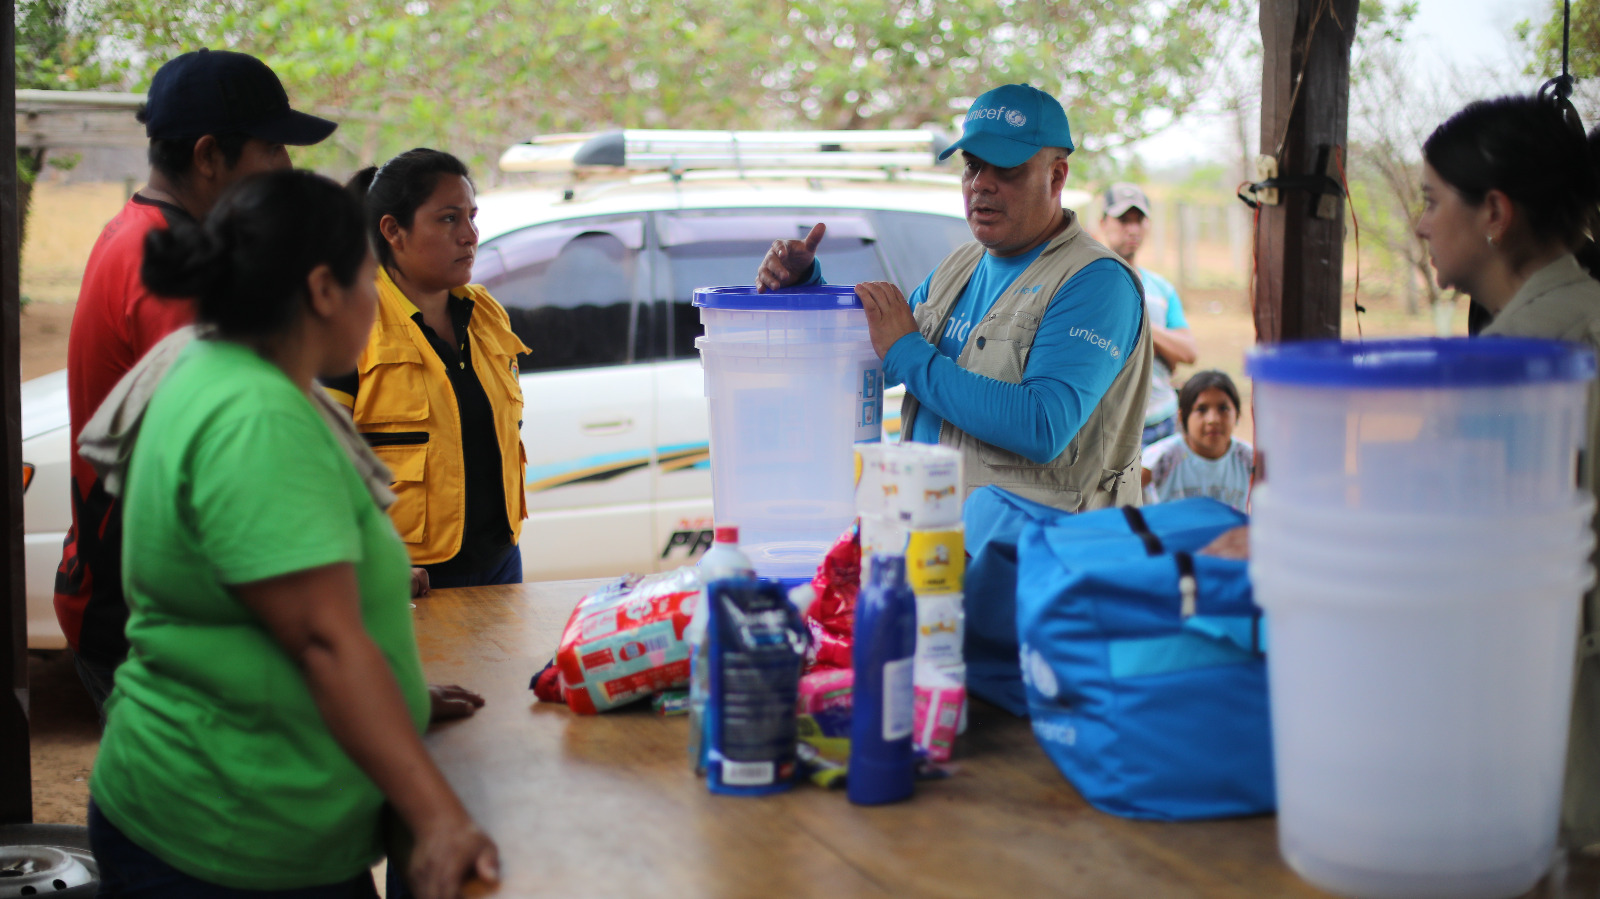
[692, 285, 863, 310]
[1246, 337, 1598, 388]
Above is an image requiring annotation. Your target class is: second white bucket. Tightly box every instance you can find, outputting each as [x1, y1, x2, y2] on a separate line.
[693, 285, 883, 581]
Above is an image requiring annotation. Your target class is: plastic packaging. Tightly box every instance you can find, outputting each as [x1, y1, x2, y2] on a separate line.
[913, 665, 965, 763]
[554, 569, 699, 714]
[848, 554, 917, 806]
[689, 525, 755, 773]
[803, 525, 861, 672]
[705, 576, 809, 796]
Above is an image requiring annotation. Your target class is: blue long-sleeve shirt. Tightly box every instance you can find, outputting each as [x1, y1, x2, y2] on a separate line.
[809, 246, 1143, 463]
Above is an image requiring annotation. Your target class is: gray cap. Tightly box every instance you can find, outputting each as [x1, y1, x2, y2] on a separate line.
[1102, 182, 1152, 218]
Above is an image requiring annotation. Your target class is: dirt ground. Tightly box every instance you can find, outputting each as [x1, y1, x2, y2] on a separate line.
[14, 179, 1464, 833]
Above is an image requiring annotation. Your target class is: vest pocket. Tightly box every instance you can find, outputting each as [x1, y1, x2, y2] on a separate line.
[357, 338, 429, 424]
[969, 311, 1040, 382]
[373, 443, 427, 545]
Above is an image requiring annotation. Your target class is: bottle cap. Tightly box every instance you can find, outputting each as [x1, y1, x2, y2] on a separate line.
[714, 524, 740, 544]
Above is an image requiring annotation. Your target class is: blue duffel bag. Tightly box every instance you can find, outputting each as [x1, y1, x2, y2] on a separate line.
[1016, 497, 1274, 821]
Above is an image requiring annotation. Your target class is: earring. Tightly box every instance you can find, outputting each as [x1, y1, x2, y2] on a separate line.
[1486, 234, 1497, 246]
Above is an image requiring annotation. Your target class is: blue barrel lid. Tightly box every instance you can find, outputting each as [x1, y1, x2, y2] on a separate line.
[1246, 337, 1597, 387]
[692, 285, 862, 310]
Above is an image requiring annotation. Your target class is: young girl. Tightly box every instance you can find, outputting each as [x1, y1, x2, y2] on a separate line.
[1141, 370, 1252, 513]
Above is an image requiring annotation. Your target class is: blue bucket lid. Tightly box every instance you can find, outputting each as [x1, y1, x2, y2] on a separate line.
[692, 285, 862, 310]
[1246, 337, 1597, 388]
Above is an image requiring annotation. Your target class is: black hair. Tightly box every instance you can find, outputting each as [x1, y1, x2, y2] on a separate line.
[135, 107, 252, 181]
[1423, 95, 1599, 275]
[142, 169, 368, 339]
[347, 148, 473, 268]
[1178, 370, 1241, 430]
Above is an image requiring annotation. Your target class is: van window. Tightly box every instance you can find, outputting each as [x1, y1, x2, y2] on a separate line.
[474, 217, 645, 371]
[658, 210, 891, 358]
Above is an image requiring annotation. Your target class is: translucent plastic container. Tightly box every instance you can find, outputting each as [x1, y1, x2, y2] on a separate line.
[694, 286, 883, 580]
[1245, 337, 1600, 899]
[1252, 552, 1589, 899]
[1247, 338, 1596, 514]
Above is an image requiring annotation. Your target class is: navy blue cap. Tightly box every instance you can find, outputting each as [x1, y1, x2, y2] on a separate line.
[938, 83, 1074, 168]
[142, 49, 336, 145]
[1246, 337, 1597, 388]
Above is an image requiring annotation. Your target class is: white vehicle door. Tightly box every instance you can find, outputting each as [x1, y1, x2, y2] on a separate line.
[649, 210, 893, 566]
[474, 215, 657, 580]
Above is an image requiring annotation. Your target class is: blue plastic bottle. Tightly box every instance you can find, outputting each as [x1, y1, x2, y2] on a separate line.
[848, 553, 917, 805]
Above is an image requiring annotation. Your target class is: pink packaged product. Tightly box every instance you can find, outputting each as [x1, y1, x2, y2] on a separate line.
[555, 568, 699, 714]
[798, 667, 855, 737]
[913, 679, 965, 763]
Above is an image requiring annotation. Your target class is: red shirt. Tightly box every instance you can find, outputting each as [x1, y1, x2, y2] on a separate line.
[54, 195, 194, 657]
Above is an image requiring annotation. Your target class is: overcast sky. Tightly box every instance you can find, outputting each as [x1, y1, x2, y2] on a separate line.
[1130, 0, 1552, 168]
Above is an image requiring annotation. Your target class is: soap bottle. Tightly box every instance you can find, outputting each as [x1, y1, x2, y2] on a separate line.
[688, 524, 754, 773]
[848, 553, 917, 805]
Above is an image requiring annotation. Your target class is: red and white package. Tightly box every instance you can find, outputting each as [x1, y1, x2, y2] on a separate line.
[805, 524, 861, 671]
[554, 568, 699, 714]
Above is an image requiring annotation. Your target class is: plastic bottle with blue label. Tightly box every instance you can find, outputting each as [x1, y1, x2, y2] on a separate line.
[689, 525, 755, 773]
[848, 553, 917, 805]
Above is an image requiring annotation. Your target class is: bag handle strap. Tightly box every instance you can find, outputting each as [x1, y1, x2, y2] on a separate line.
[1126, 506, 1263, 654]
[1121, 506, 1164, 556]
[1175, 551, 1197, 618]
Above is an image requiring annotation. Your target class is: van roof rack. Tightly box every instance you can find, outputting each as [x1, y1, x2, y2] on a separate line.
[499, 128, 952, 175]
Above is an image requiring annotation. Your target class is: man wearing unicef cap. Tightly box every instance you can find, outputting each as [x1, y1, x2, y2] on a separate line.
[756, 83, 1151, 510]
[55, 49, 337, 714]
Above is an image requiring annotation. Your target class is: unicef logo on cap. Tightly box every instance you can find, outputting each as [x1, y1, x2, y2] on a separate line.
[1005, 109, 1027, 127]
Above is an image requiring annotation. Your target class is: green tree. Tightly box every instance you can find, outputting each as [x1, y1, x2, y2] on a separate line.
[103, 0, 1242, 183]
[1517, 0, 1600, 80]
[14, 0, 126, 247]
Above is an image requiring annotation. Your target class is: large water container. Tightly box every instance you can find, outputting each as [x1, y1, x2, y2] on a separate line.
[693, 286, 882, 581]
[1246, 337, 1597, 899]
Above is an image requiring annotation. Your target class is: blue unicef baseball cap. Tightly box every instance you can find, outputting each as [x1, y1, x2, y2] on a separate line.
[938, 83, 1075, 168]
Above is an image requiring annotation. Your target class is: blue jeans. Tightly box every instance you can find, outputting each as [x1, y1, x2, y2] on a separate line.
[88, 801, 380, 898]
[424, 544, 523, 589]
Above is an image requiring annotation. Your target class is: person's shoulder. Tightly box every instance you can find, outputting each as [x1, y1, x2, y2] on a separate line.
[1144, 432, 1187, 462]
[1138, 267, 1179, 298]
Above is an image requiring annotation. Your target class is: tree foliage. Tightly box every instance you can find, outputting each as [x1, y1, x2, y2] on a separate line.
[97, 0, 1242, 182]
[1517, 0, 1600, 81]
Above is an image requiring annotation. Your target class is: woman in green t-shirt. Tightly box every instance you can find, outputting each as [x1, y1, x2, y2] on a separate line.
[89, 169, 499, 898]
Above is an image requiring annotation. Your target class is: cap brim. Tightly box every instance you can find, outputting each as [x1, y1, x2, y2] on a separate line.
[247, 109, 337, 146]
[936, 132, 1041, 169]
[1104, 200, 1150, 218]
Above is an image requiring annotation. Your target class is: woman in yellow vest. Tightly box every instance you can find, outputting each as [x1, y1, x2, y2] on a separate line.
[328, 148, 529, 589]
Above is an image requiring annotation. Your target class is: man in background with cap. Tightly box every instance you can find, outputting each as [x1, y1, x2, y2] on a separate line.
[1097, 182, 1198, 446]
[756, 83, 1151, 511]
[54, 48, 336, 713]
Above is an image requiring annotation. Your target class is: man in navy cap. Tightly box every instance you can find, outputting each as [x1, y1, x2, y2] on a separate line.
[55, 49, 336, 714]
[755, 83, 1151, 511]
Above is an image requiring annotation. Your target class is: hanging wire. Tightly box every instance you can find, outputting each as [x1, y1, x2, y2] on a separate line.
[1331, 146, 1364, 339]
[1538, 0, 1584, 136]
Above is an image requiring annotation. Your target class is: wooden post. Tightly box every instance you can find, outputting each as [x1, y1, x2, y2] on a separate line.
[1, 0, 34, 824]
[1255, 0, 1360, 343]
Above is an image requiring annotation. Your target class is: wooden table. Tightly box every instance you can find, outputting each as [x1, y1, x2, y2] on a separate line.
[414, 581, 1600, 898]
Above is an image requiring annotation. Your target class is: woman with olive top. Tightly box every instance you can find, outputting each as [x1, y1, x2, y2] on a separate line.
[1416, 94, 1600, 852]
[327, 149, 530, 588]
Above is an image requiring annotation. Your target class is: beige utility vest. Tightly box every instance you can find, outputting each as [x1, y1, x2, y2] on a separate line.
[901, 210, 1153, 512]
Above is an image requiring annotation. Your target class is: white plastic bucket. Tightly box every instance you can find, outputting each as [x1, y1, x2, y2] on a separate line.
[1251, 560, 1587, 899]
[694, 286, 883, 580]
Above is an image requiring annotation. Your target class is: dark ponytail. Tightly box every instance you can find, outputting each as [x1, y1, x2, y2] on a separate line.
[1423, 94, 1598, 270]
[142, 169, 368, 339]
[347, 148, 472, 268]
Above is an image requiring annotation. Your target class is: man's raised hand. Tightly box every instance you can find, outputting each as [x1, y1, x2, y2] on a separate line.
[755, 222, 826, 292]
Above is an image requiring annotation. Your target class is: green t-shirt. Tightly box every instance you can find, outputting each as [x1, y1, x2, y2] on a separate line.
[91, 339, 429, 890]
